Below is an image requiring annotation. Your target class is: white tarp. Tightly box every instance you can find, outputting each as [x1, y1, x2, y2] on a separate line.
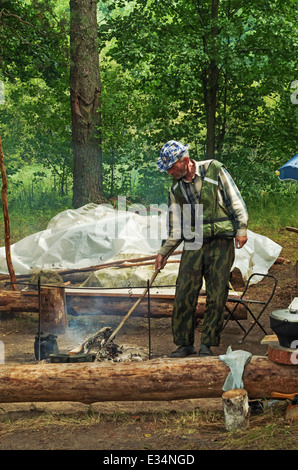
[0, 203, 282, 283]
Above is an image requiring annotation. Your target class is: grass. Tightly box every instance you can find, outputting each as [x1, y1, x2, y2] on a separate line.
[0, 401, 297, 450]
[246, 194, 298, 233]
[0, 190, 296, 246]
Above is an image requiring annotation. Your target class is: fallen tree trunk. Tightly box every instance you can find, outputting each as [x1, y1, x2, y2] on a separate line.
[0, 356, 297, 404]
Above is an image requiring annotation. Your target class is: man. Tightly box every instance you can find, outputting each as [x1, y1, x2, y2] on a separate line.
[154, 140, 248, 357]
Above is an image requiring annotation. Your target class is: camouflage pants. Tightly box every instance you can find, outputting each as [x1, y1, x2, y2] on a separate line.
[172, 238, 235, 348]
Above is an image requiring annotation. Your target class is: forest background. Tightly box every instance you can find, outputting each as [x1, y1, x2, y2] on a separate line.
[0, 0, 297, 248]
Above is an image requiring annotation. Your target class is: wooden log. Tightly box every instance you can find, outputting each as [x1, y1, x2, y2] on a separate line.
[39, 286, 67, 334]
[222, 389, 250, 431]
[267, 342, 298, 365]
[274, 257, 285, 265]
[0, 356, 297, 404]
[0, 290, 39, 312]
[0, 289, 247, 320]
[286, 226, 298, 234]
[286, 404, 298, 422]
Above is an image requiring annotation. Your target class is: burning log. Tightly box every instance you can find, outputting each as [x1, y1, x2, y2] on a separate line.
[68, 326, 113, 355]
[0, 356, 297, 404]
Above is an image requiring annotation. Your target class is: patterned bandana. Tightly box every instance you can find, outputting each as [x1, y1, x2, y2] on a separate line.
[157, 140, 189, 172]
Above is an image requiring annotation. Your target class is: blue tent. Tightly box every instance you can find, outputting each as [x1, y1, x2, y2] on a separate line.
[276, 154, 298, 182]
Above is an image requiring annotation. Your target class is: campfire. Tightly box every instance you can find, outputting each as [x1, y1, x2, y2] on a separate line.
[44, 326, 148, 363]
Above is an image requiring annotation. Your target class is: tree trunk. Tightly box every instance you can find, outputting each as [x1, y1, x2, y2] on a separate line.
[202, 0, 219, 159]
[0, 356, 297, 404]
[69, 0, 105, 208]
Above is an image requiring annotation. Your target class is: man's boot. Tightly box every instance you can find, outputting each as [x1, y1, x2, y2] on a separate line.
[198, 344, 213, 357]
[170, 345, 196, 358]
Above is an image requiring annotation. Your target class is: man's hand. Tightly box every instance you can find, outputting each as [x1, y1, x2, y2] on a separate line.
[154, 253, 167, 271]
[235, 236, 248, 249]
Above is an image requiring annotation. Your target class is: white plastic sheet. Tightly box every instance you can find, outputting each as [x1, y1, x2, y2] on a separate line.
[0, 203, 282, 283]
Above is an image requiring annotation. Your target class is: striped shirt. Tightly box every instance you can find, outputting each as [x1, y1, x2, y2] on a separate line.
[158, 159, 249, 257]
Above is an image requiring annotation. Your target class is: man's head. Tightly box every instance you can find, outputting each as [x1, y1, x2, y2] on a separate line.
[157, 140, 189, 173]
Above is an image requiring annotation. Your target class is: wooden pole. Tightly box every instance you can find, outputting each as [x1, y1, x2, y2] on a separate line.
[0, 356, 297, 404]
[0, 134, 16, 290]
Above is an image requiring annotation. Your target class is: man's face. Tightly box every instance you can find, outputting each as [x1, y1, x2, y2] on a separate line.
[167, 157, 188, 180]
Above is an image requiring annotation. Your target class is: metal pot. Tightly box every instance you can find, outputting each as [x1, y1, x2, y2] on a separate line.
[34, 333, 59, 360]
[270, 308, 298, 348]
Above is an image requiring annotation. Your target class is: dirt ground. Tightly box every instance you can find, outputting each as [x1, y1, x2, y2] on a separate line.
[0, 235, 297, 452]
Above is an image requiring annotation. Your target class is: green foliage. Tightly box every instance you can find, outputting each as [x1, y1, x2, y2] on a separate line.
[0, 78, 73, 196]
[0, 0, 69, 92]
[0, 0, 297, 227]
[100, 0, 298, 203]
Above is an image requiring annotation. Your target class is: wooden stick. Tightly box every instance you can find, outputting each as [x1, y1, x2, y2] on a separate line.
[0, 251, 183, 282]
[102, 244, 181, 348]
[57, 251, 182, 275]
[286, 226, 298, 234]
[0, 134, 16, 291]
[68, 244, 181, 354]
[68, 268, 162, 355]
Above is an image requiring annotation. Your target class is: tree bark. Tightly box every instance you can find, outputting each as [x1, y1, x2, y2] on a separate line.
[222, 388, 250, 431]
[69, 0, 105, 208]
[0, 356, 297, 404]
[0, 135, 16, 290]
[202, 0, 219, 159]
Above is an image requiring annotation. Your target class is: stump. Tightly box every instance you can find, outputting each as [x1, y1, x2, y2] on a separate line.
[222, 388, 250, 431]
[40, 286, 67, 334]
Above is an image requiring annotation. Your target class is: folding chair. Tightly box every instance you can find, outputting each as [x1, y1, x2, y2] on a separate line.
[222, 273, 278, 343]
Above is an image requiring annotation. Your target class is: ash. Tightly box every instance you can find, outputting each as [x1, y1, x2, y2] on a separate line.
[89, 338, 148, 362]
[79, 326, 148, 362]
